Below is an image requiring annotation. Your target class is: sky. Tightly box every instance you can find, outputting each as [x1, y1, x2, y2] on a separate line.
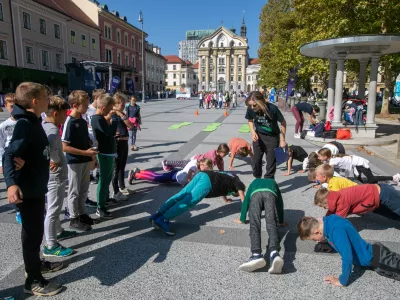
[100, 0, 265, 58]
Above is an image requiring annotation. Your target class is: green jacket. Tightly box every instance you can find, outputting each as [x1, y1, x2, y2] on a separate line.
[240, 178, 284, 223]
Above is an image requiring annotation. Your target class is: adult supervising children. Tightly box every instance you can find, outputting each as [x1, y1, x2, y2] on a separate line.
[245, 91, 287, 179]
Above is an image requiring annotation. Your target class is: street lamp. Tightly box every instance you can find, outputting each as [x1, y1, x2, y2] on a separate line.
[138, 10, 145, 103]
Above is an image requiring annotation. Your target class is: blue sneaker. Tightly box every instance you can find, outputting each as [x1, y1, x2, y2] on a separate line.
[268, 252, 284, 274]
[16, 212, 22, 225]
[238, 254, 266, 272]
[149, 213, 161, 229]
[64, 207, 70, 220]
[155, 217, 175, 236]
[43, 243, 74, 258]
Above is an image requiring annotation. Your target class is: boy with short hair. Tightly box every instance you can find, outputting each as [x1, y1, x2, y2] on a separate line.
[314, 184, 400, 218]
[4, 82, 63, 296]
[283, 144, 308, 176]
[91, 94, 119, 219]
[43, 96, 76, 258]
[315, 164, 357, 191]
[237, 178, 287, 273]
[298, 215, 400, 286]
[228, 137, 254, 170]
[62, 90, 99, 232]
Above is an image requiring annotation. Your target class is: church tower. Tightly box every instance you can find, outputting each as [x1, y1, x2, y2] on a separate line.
[240, 16, 247, 40]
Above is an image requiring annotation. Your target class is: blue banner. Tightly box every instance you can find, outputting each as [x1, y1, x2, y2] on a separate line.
[127, 79, 135, 95]
[95, 73, 102, 89]
[270, 88, 276, 103]
[109, 76, 120, 95]
[286, 67, 298, 101]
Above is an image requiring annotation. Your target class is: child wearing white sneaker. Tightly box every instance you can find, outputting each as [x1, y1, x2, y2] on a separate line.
[237, 178, 287, 273]
[43, 96, 76, 258]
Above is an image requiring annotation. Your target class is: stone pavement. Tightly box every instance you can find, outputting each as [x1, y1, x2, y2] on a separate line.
[0, 98, 399, 300]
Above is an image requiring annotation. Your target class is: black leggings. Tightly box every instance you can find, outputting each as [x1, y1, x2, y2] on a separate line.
[355, 166, 392, 183]
[113, 139, 129, 194]
[253, 133, 279, 179]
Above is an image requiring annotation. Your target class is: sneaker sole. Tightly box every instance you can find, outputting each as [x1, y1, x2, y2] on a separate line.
[151, 220, 161, 230]
[69, 225, 92, 232]
[24, 286, 63, 296]
[238, 258, 266, 272]
[57, 234, 77, 241]
[85, 204, 97, 208]
[268, 257, 284, 274]
[96, 213, 115, 220]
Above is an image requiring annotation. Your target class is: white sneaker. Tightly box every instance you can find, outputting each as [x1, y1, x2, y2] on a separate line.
[393, 173, 400, 185]
[268, 253, 284, 274]
[119, 188, 130, 196]
[294, 133, 300, 139]
[114, 192, 128, 201]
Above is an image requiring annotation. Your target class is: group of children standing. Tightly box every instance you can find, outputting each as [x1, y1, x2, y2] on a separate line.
[199, 91, 238, 109]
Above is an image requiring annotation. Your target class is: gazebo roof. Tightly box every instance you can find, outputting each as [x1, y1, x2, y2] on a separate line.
[300, 34, 400, 59]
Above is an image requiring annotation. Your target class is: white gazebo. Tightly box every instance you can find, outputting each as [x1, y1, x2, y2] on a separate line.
[300, 35, 400, 138]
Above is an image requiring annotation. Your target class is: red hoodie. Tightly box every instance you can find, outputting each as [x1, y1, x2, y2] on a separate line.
[327, 184, 380, 218]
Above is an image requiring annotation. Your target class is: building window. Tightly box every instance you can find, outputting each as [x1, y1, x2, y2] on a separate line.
[202, 76, 205, 82]
[230, 58, 234, 64]
[239, 67, 242, 72]
[173, 81, 176, 86]
[72, 57, 77, 63]
[238, 85, 241, 89]
[39, 18, 46, 34]
[124, 34, 128, 46]
[182, 74, 185, 78]
[173, 65, 176, 70]
[71, 31, 76, 43]
[173, 74, 176, 79]
[230, 76, 234, 81]
[0, 3, 3, 21]
[92, 38, 96, 50]
[239, 57, 242, 64]
[220, 43, 223, 47]
[117, 31, 120, 43]
[131, 38, 135, 49]
[125, 55, 128, 66]
[54, 24, 60, 39]
[41, 50, 49, 67]
[0, 40, 7, 59]
[218, 58, 225, 65]
[248, 76, 250, 81]
[23, 12, 31, 29]
[25, 46, 33, 63]
[193, 74, 196, 80]
[238, 75, 242, 82]
[230, 67, 234, 73]
[218, 68, 225, 74]
[56, 53, 62, 69]
[139, 41, 142, 52]
[117, 52, 121, 65]
[201, 58, 205, 64]
[80, 35, 86, 47]
[202, 67, 205, 73]
[132, 56, 135, 68]
[105, 49, 112, 62]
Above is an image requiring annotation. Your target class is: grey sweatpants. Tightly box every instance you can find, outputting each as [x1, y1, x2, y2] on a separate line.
[67, 162, 91, 219]
[249, 191, 279, 254]
[44, 179, 66, 246]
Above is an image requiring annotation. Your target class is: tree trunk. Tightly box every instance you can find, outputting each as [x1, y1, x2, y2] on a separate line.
[381, 58, 391, 116]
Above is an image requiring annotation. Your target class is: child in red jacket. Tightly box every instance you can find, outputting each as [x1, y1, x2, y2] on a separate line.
[314, 184, 400, 219]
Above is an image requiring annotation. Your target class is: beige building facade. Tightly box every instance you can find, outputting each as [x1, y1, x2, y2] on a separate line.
[164, 55, 197, 92]
[197, 26, 248, 92]
[146, 43, 167, 92]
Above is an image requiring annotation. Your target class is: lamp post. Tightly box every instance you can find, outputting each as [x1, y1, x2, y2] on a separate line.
[138, 10, 145, 103]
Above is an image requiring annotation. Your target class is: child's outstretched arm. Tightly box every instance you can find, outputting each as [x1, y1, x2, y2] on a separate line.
[228, 153, 235, 170]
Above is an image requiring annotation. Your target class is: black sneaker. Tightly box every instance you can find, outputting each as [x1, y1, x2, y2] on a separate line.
[105, 198, 120, 207]
[64, 207, 70, 220]
[24, 280, 62, 296]
[238, 254, 266, 272]
[96, 208, 114, 219]
[41, 259, 65, 274]
[79, 214, 98, 225]
[69, 218, 92, 232]
[90, 174, 98, 185]
[268, 252, 284, 274]
[85, 198, 97, 207]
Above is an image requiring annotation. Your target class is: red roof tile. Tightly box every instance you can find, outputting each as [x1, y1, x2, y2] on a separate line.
[34, 0, 99, 29]
[192, 62, 199, 69]
[164, 55, 185, 64]
[249, 58, 259, 65]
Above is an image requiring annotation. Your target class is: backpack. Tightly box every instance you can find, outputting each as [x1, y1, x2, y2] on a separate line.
[322, 130, 337, 140]
[300, 130, 307, 139]
[336, 128, 352, 140]
[314, 122, 325, 138]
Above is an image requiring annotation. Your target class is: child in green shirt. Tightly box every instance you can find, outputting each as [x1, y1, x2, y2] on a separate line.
[237, 178, 287, 273]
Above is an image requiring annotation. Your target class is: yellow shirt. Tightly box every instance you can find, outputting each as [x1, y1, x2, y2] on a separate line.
[328, 177, 358, 191]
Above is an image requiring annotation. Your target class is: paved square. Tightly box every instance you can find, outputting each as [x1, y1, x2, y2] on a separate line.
[0, 98, 399, 299]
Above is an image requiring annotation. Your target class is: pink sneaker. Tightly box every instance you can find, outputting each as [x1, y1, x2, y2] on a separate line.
[161, 160, 172, 172]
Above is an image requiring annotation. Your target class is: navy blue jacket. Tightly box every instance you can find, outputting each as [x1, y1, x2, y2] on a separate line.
[323, 215, 373, 286]
[3, 104, 50, 198]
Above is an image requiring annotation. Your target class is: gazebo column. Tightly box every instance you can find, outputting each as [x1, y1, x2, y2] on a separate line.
[358, 58, 368, 98]
[332, 56, 345, 126]
[327, 59, 336, 110]
[366, 55, 380, 125]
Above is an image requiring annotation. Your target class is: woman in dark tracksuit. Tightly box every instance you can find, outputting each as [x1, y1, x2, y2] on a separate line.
[245, 91, 287, 179]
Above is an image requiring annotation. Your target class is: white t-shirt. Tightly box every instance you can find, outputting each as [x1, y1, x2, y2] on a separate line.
[82, 104, 96, 139]
[322, 143, 339, 156]
[329, 155, 369, 177]
[175, 159, 198, 185]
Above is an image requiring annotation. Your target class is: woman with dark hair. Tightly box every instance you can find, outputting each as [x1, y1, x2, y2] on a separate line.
[292, 102, 319, 138]
[245, 91, 287, 179]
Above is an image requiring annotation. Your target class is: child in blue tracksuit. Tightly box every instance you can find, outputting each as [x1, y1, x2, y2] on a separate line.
[150, 170, 246, 235]
[125, 96, 141, 151]
[298, 215, 400, 286]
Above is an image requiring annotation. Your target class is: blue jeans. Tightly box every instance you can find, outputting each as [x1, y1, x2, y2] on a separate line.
[128, 128, 137, 146]
[158, 172, 212, 220]
[379, 184, 400, 216]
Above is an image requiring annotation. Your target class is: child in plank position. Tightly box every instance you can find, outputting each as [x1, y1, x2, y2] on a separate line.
[317, 148, 400, 185]
[228, 137, 254, 170]
[161, 143, 229, 172]
[150, 170, 246, 235]
[313, 164, 357, 191]
[314, 183, 400, 219]
[128, 158, 212, 185]
[237, 178, 287, 274]
[298, 215, 400, 286]
[283, 145, 308, 176]
[301, 141, 345, 172]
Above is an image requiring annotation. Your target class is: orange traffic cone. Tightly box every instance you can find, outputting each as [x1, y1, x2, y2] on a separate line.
[224, 110, 228, 117]
[195, 110, 199, 116]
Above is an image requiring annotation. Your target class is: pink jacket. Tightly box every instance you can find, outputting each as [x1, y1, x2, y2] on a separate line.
[194, 149, 224, 171]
